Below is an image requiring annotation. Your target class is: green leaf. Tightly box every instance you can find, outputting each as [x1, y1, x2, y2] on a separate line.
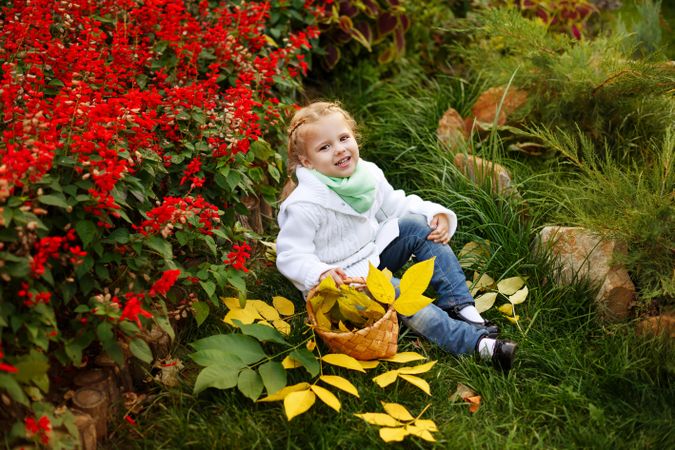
[290, 348, 320, 378]
[129, 338, 153, 364]
[145, 235, 173, 259]
[237, 368, 264, 401]
[14, 351, 49, 384]
[75, 220, 97, 248]
[235, 321, 289, 346]
[193, 365, 239, 394]
[0, 374, 29, 406]
[96, 322, 113, 342]
[189, 350, 246, 369]
[38, 194, 69, 209]
[228, 272, 247, 295]
[155, 316, 175, 341]
[200, 280, 216, 298]
[189, 334, 265, 365]
[192, 301, 210, 326]
[259, 361, 287, 395]
[102, 340, 125, 366]
[202, 235, 217, 257]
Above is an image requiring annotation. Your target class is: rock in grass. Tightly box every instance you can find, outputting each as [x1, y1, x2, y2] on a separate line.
[536, 226, 635, 322]
[437, 107, 467, 152]
[636, 312, 675, 339]
[453, 154, 516, 197]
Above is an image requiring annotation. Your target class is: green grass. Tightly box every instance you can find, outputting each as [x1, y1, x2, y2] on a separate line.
[106, 50, 673, 450]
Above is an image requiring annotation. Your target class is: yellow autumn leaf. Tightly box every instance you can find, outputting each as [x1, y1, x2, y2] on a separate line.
[256, 319, 273, 328]
[281, 356, 302, 369]
[471, 273, 496, 296]
[393, 292, 434, 316]
[509, 286, 529, 305]
[316, 275, 339, 294]
[359, 360, 379, 370]
[373, 370, 400, 388]
[380, 352, 426, 364]
[399, 374, 431, 395]
[458, 241, 490, 268]
[405, 425, 436, 442]
[310, 385, 341, 412]
[379, 427, 408, 442]
[318, 295, 338, 314]
[264, 35, 278, 47]
[382, 268, 393, 280]
[306, 340, 316, 351]
[497, 303, 513, 316]
[322, 354, 366, 372]
[398, 360, 437, 375]
[354, 413, 403, 427]
[381, 402, 414, 422]
[250, 300, 280, 321]
[497, 276, 526, 296]
[223, 308, 260, 326]
[414, 419, 438, 432]
[284, 389, 316, 421]
[506, 315, 520, 324]
[272, 296, 295, 316]
[367, 262, 395, 304]
[319, 375, 359, 397]
[315, 309, 332, 330]
[338, 320, 350, 332]
[221, 297, 241, 310]
[272, 319, 291, 335]
[475, 292, 498, 313]
[258, 382, 310, 402]
[399, 257, 435, 295]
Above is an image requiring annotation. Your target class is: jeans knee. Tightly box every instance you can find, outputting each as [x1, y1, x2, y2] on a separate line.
[398, 214, 431, 241]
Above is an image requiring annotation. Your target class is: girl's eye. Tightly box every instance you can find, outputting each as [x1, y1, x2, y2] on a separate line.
[340, 135, 350, 142]
[319, 145, 330, 151]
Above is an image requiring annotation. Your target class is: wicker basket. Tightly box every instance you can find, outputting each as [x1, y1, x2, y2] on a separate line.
[306, 278, 398, 360]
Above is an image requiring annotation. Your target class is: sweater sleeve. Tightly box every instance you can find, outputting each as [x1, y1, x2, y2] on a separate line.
[372, 164, 458, 238]
[276, 202, 337, 293]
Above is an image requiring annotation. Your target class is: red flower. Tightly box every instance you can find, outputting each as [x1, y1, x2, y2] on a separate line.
[124, 414, 137, 426]
[149, 269, 181, 297]
[24, 415, 51, 445]
[119, 294, 153, 328]
[225, 242, 251, 272]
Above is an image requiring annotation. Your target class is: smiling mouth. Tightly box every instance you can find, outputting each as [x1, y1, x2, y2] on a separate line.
[335, 156, 351, 167]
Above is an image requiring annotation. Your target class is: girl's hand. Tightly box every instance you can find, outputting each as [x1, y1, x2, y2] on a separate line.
[319, 267, 348, 286]
[428, 214, 450, 244]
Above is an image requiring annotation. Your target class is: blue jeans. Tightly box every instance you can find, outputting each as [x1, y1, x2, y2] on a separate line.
[378, 214, 487, 355]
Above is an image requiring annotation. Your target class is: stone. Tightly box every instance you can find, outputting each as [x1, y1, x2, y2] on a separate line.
[453, 154, 516, 196]
[73, 410, 97, 450]
[471, 86, 528, 126]
[537, 226, 635, 321]
[437, 107, 467, 151]
[636, 312, 675, 338]
[72, 388, 107, 440]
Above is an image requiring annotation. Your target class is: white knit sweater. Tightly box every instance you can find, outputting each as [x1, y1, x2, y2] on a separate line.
[276, 160, 457, 295]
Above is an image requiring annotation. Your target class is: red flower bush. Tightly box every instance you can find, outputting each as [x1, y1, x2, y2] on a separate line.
[0, 0, 324, 443]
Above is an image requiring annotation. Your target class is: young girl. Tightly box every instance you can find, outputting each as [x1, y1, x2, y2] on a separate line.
[276, 102, 516, 371]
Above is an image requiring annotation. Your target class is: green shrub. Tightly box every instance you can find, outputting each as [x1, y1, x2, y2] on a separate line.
[0, 0, 321, 445]
[525, 125, 675, 309]
[456, 7, 675, 156]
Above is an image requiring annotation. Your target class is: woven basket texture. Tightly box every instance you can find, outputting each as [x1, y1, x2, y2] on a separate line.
[306, 281, 398, 360]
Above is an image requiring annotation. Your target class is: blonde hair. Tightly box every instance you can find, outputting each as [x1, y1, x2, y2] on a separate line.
[280, 101, 358, 201]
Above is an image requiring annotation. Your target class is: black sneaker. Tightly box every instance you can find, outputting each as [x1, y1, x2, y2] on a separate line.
[492, 339, 517, 373]
[443, 306, 499, 337]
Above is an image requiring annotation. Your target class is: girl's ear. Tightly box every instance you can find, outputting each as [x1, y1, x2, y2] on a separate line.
[298, 154, 312, 169]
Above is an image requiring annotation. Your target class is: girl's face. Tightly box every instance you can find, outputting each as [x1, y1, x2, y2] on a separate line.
[298, 112, 359, 178]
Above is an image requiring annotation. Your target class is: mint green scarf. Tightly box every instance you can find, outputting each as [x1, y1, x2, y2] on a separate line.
[310, 161, 376, 213]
